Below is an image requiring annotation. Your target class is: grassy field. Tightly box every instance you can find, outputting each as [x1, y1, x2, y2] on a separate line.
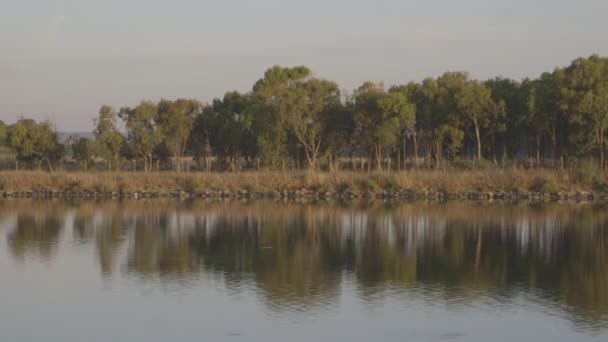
[0, 168, 605, 194]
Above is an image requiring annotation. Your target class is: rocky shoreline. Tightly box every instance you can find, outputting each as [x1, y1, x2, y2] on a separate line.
[1, 188, 604, 202]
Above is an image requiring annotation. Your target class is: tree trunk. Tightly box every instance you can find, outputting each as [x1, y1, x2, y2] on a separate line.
[402, 133, 407, 171]
[550, 127, 558, 169]
[434, 137, 442, 166]
[425, 141, 432, 169]
[46, 159, 54, 173]
[474, 120, 482, 161]
[413, 131, 419, 170]
[396, 144, 401, 172]
[536, 133, 541, 168]
[375, 145, 383, 171]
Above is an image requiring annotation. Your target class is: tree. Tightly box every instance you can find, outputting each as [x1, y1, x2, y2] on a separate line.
[562, 55, 608, 169]
[324, 101, 354, 172]
[119, 101, 163, 172]
[380, 90, 416, 170]
[389, 82, 421, 169]
[353, 82, 415, 170]
[94, 105, 125, 172]
[190, 104, 215, 171]
[212, 92, 249, 167]
[454, 78, 497, 160]
[486, 78, 529, 163]
[72, 137, 94, 172]
[156, 99, 200, 172]
[279, 78, 341, 169]
[7, 119, 61, 171]
[250, 66, 312, 168]
[415, 76, 465, 167]
[191, 92, 250, 171]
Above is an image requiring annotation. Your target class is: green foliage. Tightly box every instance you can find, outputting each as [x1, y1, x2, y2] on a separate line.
[119, 101, 163, 171]
[7, 119, 62, 171]
[279, 78, 341, 169]
[156, 99, 200, 172]
[94, 105, 125, 171]
[249, 66, 313, 167]
[353, 82, 415, 170]
[7, 55, 608, 173]
[454, 76, 501, 160]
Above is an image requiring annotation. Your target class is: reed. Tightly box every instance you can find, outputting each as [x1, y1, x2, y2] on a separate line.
[0, 169, 603, 194]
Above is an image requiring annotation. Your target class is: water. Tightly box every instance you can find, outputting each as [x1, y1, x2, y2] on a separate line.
[0, 200, 607, 342]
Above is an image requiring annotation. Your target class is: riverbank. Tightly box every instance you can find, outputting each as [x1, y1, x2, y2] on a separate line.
[0, 169, 606, 201]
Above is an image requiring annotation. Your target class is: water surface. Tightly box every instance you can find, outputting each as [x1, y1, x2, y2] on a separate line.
[0, 200, 607, 342]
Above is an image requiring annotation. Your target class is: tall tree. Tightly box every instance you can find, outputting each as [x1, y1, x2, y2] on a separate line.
[324, 101, 354, 172]
[156, 99, 200, 172]
[389, 82, 420, 168]
[380, 90, 416, 169]
[454, 77, 497, 160]
[94, 105, 124, 172]
[279, 78, 341, 169]
[190, 104, 215, 171]
[354, 82, 415, 170]
[562, 56, 608, 168]
[248, 66, 312, 168]
[119, 101, 163, 172]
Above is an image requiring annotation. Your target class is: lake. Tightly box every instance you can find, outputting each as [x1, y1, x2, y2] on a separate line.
[0, 200, 607, 342]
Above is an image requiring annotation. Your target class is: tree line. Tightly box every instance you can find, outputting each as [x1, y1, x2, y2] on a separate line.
[3, 54, 608, 172]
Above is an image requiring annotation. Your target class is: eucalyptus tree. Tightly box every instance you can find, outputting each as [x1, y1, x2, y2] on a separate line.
[353, 82, 415, 170]
[250, 65, 311, 168]
[523, 76, 556, 166]
[156, 99, 200, 172]
[119, 101, 163, 172]
[562, 55, 608, 168]
[7, 119, 61, 171]
[416, 75, 465, 166]
[485, 77, 525, 162]
[453, 76, 499, 161]
[378, 90, 415, 169]
[190, 103, 215, 171]
[323, 101, 354, 171]
[389, 82, 421, 168]
[278, 78, 341, 169]
[94, 105, 125, 171]
[213, 91, 250, 165]
[191, 91, 250, 171]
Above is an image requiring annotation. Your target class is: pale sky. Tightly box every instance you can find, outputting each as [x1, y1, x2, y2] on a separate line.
[1, 0, 607, 131]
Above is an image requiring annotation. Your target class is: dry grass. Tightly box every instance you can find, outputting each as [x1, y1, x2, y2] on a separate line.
[0, 168, 605, 194]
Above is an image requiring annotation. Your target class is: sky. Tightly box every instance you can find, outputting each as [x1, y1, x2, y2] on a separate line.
[1, 0, 607, 131]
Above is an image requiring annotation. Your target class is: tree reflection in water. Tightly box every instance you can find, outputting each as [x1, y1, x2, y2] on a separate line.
[1, 200, 606, 329]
